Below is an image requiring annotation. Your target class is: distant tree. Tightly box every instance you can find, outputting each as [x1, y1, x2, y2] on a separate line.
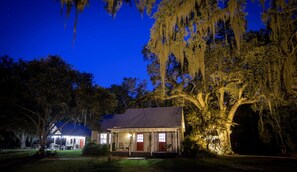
[0, 56, 20, 130]
[0, 56, 117, 152]
[108, 77, 149, 113]
[14, 56, 80, 154]
[73, 72, 116, 130]
[0, 56, 37, 148]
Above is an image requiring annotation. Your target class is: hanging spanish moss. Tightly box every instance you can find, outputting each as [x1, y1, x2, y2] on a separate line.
[148, 0, 246, 90]
[262, 0, 297, 95]
[59, 0, 295, 95]
[60, 0, 89, 44]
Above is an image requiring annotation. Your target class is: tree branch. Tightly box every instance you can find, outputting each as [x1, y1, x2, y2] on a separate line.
[238, 84, 247, 99]
[18, 105, 45, 123]
[156, 92, 204, 110]
[22, 112, 40, 133]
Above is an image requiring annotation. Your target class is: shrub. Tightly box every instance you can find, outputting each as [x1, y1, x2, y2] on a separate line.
[182, 136, 199, 158]
[82, 142, 109, 156]
[182, 136, 217, 158]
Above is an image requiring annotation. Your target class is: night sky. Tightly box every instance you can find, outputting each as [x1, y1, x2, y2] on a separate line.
[0, 0, 264, 89]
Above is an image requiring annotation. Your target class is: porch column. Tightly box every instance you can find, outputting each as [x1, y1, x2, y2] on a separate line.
[109, 133, 113, 152]
[117, 133, 119, 150]
[97, 133, 100, 144]
[150, 132, 154, 156]
[174, 131, 178, 153]
[129, 133, 134, 156]
[177, 130, 180, 155]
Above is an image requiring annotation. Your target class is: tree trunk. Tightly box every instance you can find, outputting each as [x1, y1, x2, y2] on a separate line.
[38, 128, 48, 156]
[20, 131, 27, 149]
[38, 135, 46, 155]
[219, 99, 244, 154]
[218, 125, 233, 154]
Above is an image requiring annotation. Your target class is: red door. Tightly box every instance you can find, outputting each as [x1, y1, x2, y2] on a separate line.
[137, 134, 144, 151]
[80, 139, 83, 148]
[158, 133, 166, 151]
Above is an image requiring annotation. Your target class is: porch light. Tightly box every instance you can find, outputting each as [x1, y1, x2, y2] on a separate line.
[128, 133, 132, 138]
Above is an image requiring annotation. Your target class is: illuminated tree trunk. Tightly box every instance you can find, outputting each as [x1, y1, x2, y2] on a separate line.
[213, 85, 257, 155]
[218, 126, 232, 154]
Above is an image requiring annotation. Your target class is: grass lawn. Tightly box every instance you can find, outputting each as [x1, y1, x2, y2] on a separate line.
[0, 149, 37, 160]
[1, 149, 297, 171]
[54, 149, 84, 158]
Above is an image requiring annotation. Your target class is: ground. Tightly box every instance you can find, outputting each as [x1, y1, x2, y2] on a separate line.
[1, 149, 297, 171]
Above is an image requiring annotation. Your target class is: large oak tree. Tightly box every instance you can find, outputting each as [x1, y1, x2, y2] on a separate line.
[58, 0, 296, 154]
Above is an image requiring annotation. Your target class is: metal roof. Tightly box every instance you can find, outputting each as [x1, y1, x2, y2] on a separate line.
[100, 107, 183, 131]
[54, 122, 91, 137]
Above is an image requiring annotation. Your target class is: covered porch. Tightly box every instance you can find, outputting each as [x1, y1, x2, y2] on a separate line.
[103, 128, 182, 156]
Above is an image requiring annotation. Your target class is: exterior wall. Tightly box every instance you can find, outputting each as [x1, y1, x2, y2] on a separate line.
[49, 135, 86, 150]
[91, 131, 99, 143]
[144, 133, 151, 152]
[131, 132, 151, 152]
[117, 132, 131, 150]
[152, 132, 158, 151]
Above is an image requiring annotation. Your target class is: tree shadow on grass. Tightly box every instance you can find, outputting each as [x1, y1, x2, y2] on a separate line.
[149, 158, 224, 172]
[78, 160, 121, 172]
[0, 153, 42, 172]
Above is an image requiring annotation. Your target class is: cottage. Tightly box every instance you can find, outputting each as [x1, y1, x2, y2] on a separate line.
[49, 122, 91, 150]
[91, 107, 185, 156]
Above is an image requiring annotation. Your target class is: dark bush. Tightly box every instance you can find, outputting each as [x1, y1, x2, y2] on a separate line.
[45, 150, 57, 157]
[82, 142, 109, 156]
[182, 136, 199, 158]
[182, 136, 217, 158]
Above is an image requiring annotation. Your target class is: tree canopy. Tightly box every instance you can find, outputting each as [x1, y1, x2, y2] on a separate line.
[57, 0, 297, 155]
[0, 56, 116, 153]
[59, 0, 296, 93]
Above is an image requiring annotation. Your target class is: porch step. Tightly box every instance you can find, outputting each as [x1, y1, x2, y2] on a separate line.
[132, 152, 151, 157]
[111, 151, 178, 158]
[153, 152, 178, 158]
[111, 151, 129, 156]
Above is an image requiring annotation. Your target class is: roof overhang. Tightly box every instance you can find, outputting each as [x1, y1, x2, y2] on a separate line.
[108, 127, 181, 133]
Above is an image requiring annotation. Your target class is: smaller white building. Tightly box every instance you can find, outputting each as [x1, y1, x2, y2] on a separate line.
[49, 122, 91, 150]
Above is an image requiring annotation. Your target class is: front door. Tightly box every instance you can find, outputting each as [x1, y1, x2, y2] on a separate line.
[80, 139, 84, 148]
[137, 133, 144, 151]
[158, 133, 166, 151]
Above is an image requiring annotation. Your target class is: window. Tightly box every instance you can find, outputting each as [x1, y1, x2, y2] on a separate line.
[159, 133, 166, 142]
[137, 134, 143, 142]
[100, 133, 107, 144]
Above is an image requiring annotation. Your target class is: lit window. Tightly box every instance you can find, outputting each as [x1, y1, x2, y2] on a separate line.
[137, 134, 143, 142]
[100, 133, 107, 144]
[159, 133, 166, 142]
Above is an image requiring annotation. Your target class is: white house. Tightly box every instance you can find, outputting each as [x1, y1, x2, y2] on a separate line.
[49, 122, 91, 150]
[91, 107, 185, 156]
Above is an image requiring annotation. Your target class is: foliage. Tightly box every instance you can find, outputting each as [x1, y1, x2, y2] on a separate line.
[181, 136, 199, 158]
[108, 77, 149, 113]
[82, 142, 108, 156]
[57, 0, 297, 155]
[144, 26, 296, 154]
[0, 56, 115, 153]
[58, 0, 297, 97]
[74, 72, 116, 130]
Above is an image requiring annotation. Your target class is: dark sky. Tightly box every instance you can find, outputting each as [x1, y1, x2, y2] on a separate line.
[0, 0, 264, 89]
